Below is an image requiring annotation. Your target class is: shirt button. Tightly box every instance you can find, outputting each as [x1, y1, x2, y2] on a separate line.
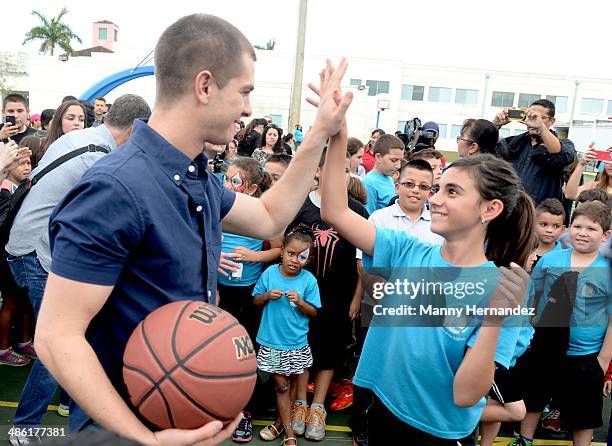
[196, 205, 203, 212]
[188, 165, 196, 173]
[208, 290, 212, 298]
[173, 174, 180, 181]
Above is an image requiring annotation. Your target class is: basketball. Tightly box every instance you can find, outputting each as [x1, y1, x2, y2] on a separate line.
[122, 300, 257, 430]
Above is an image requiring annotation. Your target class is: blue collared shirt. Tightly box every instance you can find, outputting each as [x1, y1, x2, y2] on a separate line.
[49, 119, 236, 431]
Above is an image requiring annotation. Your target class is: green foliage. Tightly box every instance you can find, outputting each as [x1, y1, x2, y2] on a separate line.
[23, 7, 82, 56]
[254, 38, 276, 51]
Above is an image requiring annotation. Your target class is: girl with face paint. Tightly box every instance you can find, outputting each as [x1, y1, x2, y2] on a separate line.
[252, 225, 320, 446]
[218, 157, 283, 442]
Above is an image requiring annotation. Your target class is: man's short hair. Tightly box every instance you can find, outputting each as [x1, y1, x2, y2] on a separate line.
[536, 198, 566, 220]
[265, 153, 292, 168]
[104, 94, 151, 130]
[94, 97, 106, 103]
[411, 148, 443, 161]
[61, 95, 78, 103]
[3, 93, 28, 110]
[530, 98, 556, 118]
[571, 201, 611, 232]
[154, 14, 256, 105]
[399, 159, 433, 182]
[373, 134, 404, 156]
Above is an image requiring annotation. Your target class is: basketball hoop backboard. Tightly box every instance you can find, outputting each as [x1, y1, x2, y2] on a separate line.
[377, 99, 390, 111]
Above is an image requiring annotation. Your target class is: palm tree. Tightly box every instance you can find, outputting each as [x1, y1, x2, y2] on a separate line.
[22, 7, 82, 56]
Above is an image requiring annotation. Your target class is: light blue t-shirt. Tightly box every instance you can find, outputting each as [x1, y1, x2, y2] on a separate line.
[363, 170, 396, 214]
[218, 232, 264, 286]
[532, 248, 612, 356]
[254, 265, 321, 350]
[354, 227, 517, 439]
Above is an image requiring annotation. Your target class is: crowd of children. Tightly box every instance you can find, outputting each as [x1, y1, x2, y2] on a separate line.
[0, 53, 611, 446]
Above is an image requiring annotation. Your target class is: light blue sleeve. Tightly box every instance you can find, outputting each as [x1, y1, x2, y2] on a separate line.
[252, 267, 271, 296]
[363, 227, 420, 269]
[467, 325, 518, 369]
[303, 273, 321, 309]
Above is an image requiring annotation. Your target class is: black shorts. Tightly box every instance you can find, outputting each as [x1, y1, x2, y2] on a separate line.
[489, 365, 523, 404]
[513, 329, 565, 412]
[217, 282, 260, 344]
[559, 353, 604, 430]
[368, 395, 461, 445]
[309, 303, 353, 370]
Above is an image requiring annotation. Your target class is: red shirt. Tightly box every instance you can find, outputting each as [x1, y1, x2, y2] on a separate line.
[362, 144, 375, 173]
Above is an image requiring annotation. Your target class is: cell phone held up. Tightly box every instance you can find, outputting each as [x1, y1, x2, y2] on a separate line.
[507, 108, 527, 121]
[594, 150, 612, 162]
[4, 116, 16, 126]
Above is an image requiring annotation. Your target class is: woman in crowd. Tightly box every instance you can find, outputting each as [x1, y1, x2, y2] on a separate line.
[252, 124, 285, 165]
[456, 118, 499, 158]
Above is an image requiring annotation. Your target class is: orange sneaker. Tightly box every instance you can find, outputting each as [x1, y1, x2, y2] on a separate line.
[330, 381, 353, 411]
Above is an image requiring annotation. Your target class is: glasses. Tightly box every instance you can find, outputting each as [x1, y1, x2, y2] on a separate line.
[456, 137, 475, 144]
[400, 181, 432, 192]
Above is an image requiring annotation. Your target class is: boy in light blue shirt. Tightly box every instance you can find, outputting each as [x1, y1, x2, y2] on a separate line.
[362, 134, 404, 214]
[513, 201, 612, 446]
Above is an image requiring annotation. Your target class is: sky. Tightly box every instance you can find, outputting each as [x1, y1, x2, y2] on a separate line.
[3, 0, 612, 79]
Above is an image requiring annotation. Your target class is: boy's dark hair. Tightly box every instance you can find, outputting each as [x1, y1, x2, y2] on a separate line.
[531, 98, 556, 118]
[347, 137, 364, 156]
[571, 201, 611, 232]
[372, 134, 404, 156]
[411, 148, 443, 161]
[536, 198, 566, 220]
[265, 153, 292, 168]
[399, 159, 433, 182]
[154, 14, 256, 106]
[284, 223, 315, 247]
[318, 147, 349, 168]
[3, 93, 28, 110]
[40, 108, 56, 128]
[61, 95, 78, 103]
[94, 96, 106, 103]
[577, 188, 610, 205]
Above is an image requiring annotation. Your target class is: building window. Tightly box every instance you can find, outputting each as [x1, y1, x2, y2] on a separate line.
[500, 128, 512, 138]
[365, 80, 390, 96]
[607, 100, 612, 116]
[401, 85, 424, 101]
[437, 123, 448, 139]
[455, 89, 478, 105]
[98, 28, 108, 40]
[581, 98, 604, 114]
[114, 29, 118, 42]
[270, 114, 283, 127]
[491, 91, 515, 108]
[512, 129, 525, 136]
[350, 79, 362, 87]
[428, 87, 451, 103]
[546, 95, 568, 114]
[450, 124, 462, 139]
[518, 93, 541, 108]
[397, 121, 407, 132]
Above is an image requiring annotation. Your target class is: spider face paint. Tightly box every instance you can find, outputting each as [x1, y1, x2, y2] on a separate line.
[297, 249, 310, 265]
[225, 167, 248, 193]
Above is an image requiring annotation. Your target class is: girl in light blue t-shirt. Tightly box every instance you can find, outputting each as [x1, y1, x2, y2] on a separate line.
[253, 225, 321, 446]
[320, 122, 534, 444]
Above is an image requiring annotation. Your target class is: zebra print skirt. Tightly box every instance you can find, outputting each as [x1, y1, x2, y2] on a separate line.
[257, 345, 313, 376]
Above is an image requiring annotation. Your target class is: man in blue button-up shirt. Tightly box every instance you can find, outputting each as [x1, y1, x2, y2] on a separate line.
[34, 13, 353, 446]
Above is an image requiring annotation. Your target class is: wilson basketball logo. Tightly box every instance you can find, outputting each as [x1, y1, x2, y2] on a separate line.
[188, 303, 221, 324]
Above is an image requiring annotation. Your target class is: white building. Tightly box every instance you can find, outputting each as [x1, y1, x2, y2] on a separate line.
[3, 47, 612, 151]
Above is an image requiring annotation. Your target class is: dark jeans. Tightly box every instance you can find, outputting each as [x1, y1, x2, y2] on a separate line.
[7, 251, 70, 426]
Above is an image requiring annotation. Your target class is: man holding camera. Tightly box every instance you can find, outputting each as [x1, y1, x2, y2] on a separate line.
[493, 98, 576, 204]
[1, 93, 37, 145]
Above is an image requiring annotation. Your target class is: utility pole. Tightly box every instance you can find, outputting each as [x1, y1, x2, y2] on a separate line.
[288, 0, 308, 134]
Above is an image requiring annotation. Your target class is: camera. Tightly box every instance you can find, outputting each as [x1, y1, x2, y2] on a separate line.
[210, 153, 228, 174]
[397, 117, 438, 154]
[507, 108, 527, 121]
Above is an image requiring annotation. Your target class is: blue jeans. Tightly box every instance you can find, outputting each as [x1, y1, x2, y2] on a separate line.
[7, 251, 69, 426]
